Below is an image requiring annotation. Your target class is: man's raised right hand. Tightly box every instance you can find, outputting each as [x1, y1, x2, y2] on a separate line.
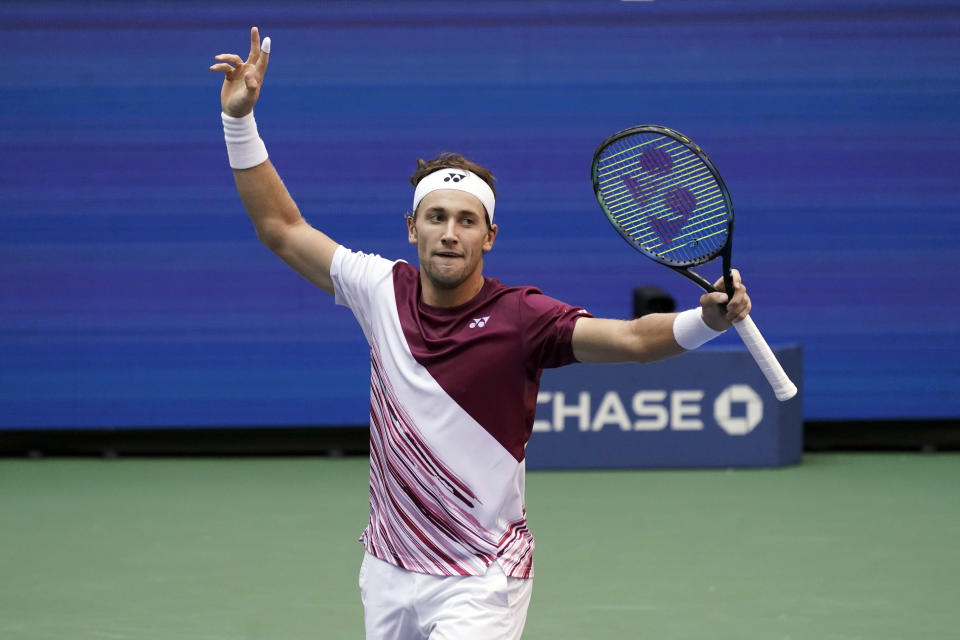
[209, 26, 271, 117]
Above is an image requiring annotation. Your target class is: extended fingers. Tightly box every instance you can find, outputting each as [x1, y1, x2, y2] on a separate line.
[213, 53, 245, 67]
[249, 26, 261, 62]
[257, 36, 271, 73]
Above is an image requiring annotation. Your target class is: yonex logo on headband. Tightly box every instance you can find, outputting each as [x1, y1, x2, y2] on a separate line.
[413, 168, 496, 223]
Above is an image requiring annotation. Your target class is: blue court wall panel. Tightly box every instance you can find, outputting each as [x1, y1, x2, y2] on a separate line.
[1, 1, 958, 428]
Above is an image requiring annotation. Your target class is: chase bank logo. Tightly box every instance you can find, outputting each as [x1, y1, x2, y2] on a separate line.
[713, 385, 763, 435]
[533, 384, 764, 435]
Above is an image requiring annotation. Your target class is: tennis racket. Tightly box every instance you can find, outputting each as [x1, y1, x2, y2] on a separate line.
[591, 125, 797, 401]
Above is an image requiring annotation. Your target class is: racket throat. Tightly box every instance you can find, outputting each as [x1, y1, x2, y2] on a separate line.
[674, 266, 716, 294]
[721, 250, 735, 305]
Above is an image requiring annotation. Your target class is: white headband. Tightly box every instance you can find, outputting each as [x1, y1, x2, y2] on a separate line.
[412, 168, 496, 222]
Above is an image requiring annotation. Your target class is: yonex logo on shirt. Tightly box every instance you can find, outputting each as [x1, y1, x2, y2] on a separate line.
[469, 316, 490, 329]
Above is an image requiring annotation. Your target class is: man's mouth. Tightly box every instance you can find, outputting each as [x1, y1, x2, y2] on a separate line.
[434, 251, 463, 258]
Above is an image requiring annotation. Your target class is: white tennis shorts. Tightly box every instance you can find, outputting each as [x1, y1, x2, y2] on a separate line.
[358, 552, 533, 640]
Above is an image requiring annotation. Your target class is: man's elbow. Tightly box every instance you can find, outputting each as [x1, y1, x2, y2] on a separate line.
[254, 220, 292, 254]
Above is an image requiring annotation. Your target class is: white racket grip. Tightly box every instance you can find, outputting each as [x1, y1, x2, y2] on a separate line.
[732, 315, 798, 401]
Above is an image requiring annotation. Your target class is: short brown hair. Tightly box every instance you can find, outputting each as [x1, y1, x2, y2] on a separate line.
[409, 153, 497, 226]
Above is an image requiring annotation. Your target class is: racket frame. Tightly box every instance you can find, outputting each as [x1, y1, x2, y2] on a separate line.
[591, 124, 736, 298]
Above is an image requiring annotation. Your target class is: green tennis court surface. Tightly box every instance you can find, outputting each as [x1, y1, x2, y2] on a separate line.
[1, 454, 957, 639]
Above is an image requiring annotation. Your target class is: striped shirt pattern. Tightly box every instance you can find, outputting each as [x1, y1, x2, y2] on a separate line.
[330, 246, 586, 578]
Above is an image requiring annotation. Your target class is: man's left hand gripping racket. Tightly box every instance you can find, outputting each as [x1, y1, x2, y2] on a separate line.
[592, 125, 797, 401]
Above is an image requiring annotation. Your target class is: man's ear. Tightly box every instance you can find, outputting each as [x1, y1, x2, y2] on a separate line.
[482, 223, 498, 253]
[407, 214, 417, 244]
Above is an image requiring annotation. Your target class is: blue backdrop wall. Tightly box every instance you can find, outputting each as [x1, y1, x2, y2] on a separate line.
[2, 1, 958, 429]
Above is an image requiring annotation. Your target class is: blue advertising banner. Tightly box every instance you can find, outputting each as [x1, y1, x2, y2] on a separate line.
[3, 2, 957, 429]
[526, 346, 803, 470]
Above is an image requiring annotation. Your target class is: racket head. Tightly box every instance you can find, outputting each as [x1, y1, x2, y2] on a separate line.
[591, 125, 735, 271]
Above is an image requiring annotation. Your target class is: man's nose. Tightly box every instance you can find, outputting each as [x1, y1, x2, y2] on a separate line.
[440, 219, 458, 243]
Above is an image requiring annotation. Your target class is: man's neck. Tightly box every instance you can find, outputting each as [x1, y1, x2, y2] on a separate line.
[420, 272, 485, 308]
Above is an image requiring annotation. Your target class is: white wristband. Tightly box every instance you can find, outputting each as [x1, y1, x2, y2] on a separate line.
[222, 111, 268, 170]
[673, 308, 725, 350]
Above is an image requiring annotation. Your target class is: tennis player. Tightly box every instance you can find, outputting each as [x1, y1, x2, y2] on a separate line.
[211, 27, 751, 640]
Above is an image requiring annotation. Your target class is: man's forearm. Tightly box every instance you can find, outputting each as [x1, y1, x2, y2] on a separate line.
[571, 308, 727, 364]
[626, 313, 688, 363]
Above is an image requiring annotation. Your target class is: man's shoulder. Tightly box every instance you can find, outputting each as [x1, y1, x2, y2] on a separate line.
[482, 280, 582, 322]
[392, 259, 416, 277]
[484, 278, 542, 299]
[487, 279, 591, 324]
[334, 247, 408, 281]
[490, 280, 576, 308]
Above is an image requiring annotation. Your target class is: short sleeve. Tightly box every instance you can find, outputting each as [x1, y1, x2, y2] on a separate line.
[518, 289, 593, 369]
[329, 246, 397, 338]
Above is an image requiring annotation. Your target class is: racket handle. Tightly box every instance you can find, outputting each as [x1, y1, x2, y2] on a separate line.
[732, 315, 798, 402]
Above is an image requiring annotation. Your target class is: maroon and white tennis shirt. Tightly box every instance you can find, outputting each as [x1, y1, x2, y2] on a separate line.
[330, 246, 591, 579]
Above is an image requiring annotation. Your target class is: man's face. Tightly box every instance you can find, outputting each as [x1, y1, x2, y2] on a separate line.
[407, 189, 497, 295]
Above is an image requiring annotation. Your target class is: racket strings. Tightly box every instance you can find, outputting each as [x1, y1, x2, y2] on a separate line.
[608, 178, 722, 228]
[595, 135, 663, 165]
[595, 140, 696, 184]
[630, 210, 728, 253]
[595, 133, 730, 264]
[599, 139, 708, 212]
[599, 158, 710, 211]
[617, 189, 725, 235]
